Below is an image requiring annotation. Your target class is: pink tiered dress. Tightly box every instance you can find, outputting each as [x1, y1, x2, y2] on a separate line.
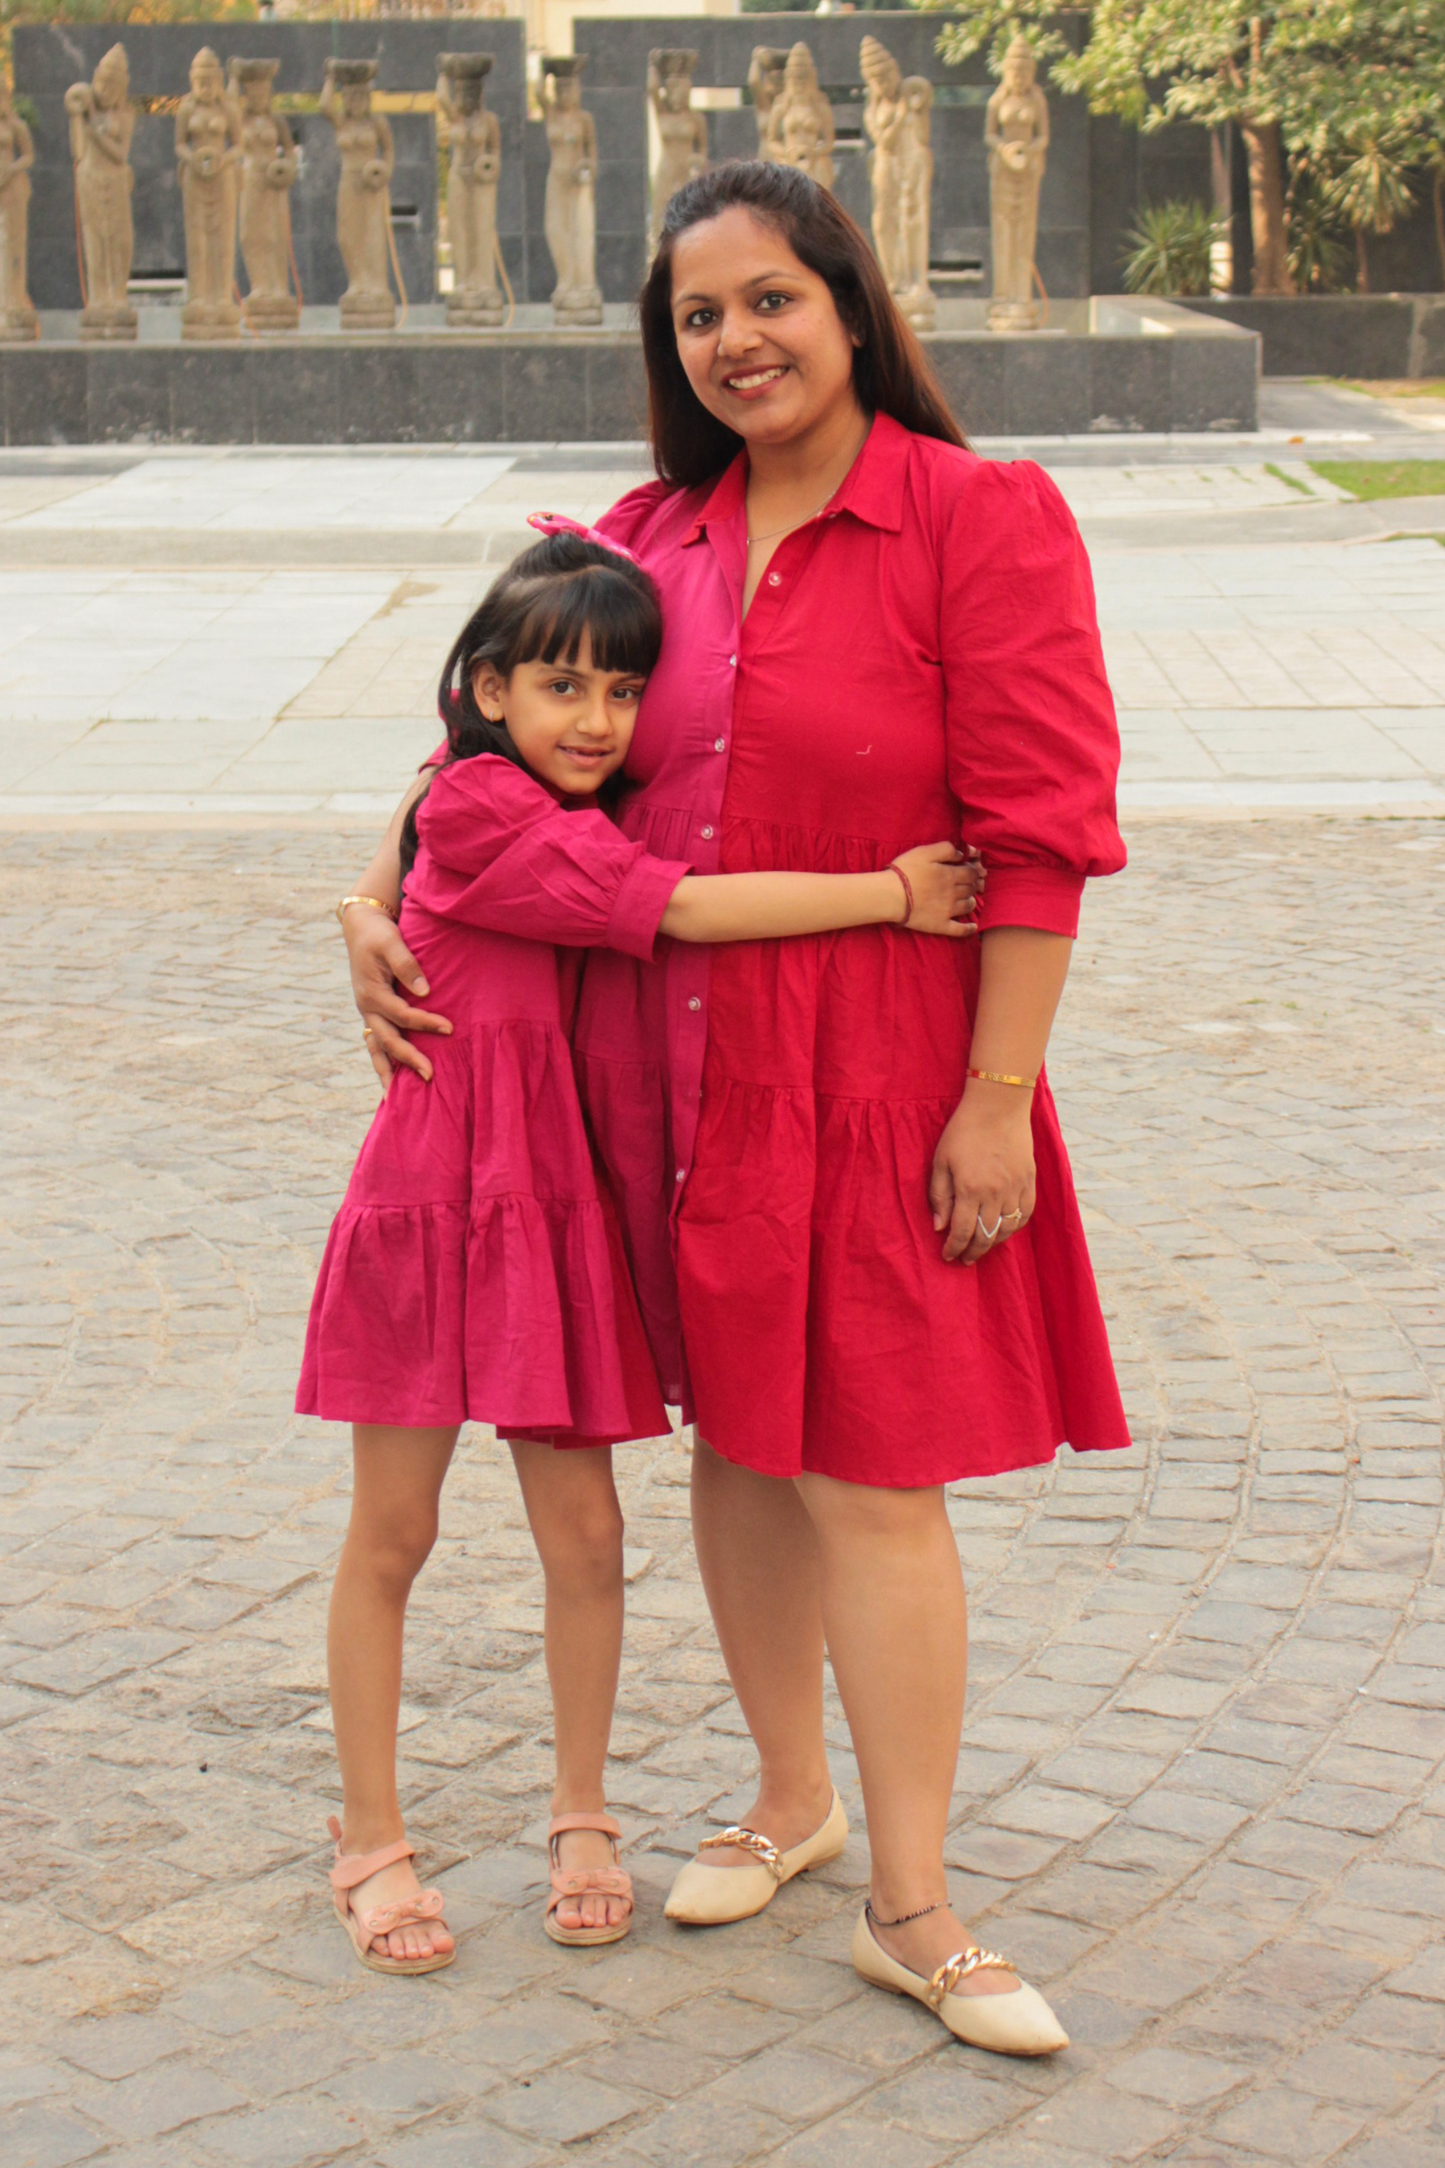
[296, 755, 685, 1444]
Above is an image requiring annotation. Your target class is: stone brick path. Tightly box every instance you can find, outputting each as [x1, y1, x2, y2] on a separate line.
[4, 817, 1442, 2167]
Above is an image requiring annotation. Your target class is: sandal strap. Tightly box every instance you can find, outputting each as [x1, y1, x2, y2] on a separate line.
[698, 1825, 785, 1881]
[925, 1943, 1017, 2011]
[326, 1816, 417, 1893]
[546, 1867, 633, 1918]
[548, 1812, 621, 1842]
[351, 1887, 447, 1942]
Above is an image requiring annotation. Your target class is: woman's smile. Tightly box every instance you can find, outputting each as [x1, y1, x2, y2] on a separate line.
[722, 362, 790, 399]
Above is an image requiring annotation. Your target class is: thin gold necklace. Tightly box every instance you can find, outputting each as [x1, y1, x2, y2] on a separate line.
[745, 488, 837, 549]
[745, 430, 870, 549]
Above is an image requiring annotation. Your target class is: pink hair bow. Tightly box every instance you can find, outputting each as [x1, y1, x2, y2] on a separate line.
[527, 510, 641, 567]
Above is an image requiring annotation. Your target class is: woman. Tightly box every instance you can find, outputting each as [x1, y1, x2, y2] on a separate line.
[343, 163, 1127, 2054]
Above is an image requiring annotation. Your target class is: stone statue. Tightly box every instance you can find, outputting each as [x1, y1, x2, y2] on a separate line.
[228, 58, 299, 332]
[747, 48, 788, 157]
[175, 47, 242, 341]
[66, 43, 137, 342]
[541, 56, 602, 327]
[766, 43, 834, 193]
[436, 53, 503, 327]
[898, 78, 936, 332]
[0, 77, 38, 342]
[985, 36, 1049, 332]
[647, 50, 706, 249]
[859, 36, 907, 296]
[319, 58, 396, 333]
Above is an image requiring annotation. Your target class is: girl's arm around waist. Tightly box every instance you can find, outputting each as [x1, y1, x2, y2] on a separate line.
[660, 843, 979, 943]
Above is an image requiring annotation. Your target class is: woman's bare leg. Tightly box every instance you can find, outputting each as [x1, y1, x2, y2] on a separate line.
[508, 1439, 629, 1931]
[689, 1435, 835, 1856]
[327, 1422, 458, 1964]
[793, 1471, 1013, 1996]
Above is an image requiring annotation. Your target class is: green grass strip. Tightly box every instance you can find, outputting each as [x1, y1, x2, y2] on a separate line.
[1308, 460, 1445, 501]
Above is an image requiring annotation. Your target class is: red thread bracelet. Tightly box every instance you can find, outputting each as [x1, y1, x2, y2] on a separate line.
[889, 863, 915, 924]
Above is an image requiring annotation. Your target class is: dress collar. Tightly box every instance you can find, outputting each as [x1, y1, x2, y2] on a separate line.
[681, 410, 908, 547]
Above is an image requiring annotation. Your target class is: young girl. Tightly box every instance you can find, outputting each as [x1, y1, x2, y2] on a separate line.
[298, 519, 981, 1975]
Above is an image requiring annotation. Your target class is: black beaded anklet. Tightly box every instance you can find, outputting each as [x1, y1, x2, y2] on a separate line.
[866, 1897, 947, 1929]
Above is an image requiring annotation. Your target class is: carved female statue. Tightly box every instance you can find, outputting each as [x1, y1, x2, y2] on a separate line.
[985, 36, 1049, 330]
[65, 43, 137, 341]
[647, 50, 707, 249]
[898, 77, 936, 332]
[175, 47, 242, 340]
[0, 77, 37, 341]
[859, 35, 907, 295]
[746, 49, 788, 157]
[542, 56, 602, 327]
[319, 58, 396, 332]
[436, 53, 503, 327]
[229, 58, 298, 332]
[766, 43, 834, 193]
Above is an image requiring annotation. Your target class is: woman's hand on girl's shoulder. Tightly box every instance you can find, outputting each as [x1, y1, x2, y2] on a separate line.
[892, 842, 983, 938]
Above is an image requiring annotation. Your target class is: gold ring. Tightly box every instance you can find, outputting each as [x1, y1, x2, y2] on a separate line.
[362, 1027, 374, 1040]
[1001, 1208, 1024, 1225]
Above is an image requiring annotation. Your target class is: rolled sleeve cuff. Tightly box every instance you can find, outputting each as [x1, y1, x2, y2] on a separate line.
[606, 854, 693, 961]
[978, 865, 1084, 938]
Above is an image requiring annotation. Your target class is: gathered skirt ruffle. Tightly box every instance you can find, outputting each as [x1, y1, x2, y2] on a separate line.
[296, 1012, 668, 1444]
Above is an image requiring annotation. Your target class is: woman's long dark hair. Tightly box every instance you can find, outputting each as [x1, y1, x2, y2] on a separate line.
[399, 531, 662, 877]
[639, 160, 965, 489]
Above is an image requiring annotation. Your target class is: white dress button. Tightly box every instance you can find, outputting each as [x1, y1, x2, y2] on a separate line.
[675, 1169, 686, 1183]
[728, 654, 737, 667]
[701, 824, 714, 840]
[767, 572, 781, 587]
[714, 737, 726, 752]
[688, 996, 701, 1011]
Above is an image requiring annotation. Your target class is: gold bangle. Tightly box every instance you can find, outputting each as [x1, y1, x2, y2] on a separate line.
[336, 894, 398, 928]
[967, 1067, 1036, 1089]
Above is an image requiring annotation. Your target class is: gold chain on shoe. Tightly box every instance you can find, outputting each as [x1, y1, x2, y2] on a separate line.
[924, 1944, 1017, 2011]
[698, 1826, 786, 1881]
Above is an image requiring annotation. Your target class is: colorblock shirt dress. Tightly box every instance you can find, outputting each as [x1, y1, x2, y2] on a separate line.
[297, 754, 683, 1443]
[576, 413, 1132, 1487]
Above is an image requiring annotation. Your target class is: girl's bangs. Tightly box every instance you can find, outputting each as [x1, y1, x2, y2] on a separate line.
[513, 567, 661, 679]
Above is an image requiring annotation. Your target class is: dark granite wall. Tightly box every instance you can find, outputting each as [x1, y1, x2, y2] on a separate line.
[573, 12, 1098, 303]
[13, 20, 529, 311]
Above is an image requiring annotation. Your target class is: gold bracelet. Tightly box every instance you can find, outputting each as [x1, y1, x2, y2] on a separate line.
[967, 1066, 1036, 1089]
[336, 894, 399, 928]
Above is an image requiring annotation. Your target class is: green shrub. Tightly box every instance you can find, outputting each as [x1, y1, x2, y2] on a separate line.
[1121, 200, 1224, 297]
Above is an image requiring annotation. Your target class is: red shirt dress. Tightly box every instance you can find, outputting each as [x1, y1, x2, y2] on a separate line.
[577, 413, 1131, 1487]
[296, 755, 682, 1443]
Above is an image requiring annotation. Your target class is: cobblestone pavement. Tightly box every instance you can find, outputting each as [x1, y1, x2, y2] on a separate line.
[4, 815, 1443, 2168]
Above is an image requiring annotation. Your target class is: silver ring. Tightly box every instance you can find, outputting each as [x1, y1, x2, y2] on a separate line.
[976, 1213, 1003, 1243]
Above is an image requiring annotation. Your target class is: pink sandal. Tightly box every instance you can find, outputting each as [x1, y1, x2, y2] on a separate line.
[544, 1812, 634, 1947]
[326, 1816, 455, 1975]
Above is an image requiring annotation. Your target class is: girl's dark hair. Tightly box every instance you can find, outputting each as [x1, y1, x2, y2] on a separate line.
[639, 160, 966, 490]
[399, 530, 662, 877]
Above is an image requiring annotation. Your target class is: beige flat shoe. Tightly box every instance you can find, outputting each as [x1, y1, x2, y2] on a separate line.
[851, 1906, 1068, 2056]
[664, 1789, 848, 1925]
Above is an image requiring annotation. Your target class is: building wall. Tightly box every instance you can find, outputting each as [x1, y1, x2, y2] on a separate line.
[573, 11, 1098, 306]
[14, 20, 530, 312]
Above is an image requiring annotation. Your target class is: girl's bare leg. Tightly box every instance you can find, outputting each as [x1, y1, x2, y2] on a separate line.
[793, 1472, 1012, 1996]
[327, 1422, 459, 1963]
[508, 1440, 628, 1932]
[689, 1436, 835, 1860]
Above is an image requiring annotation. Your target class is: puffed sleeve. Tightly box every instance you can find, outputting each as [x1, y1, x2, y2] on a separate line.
[407, 756, 691, 961]
[940, 459, 1125, 936]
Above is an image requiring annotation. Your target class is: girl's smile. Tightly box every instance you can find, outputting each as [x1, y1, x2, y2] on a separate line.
[472, 633, 645, 796]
